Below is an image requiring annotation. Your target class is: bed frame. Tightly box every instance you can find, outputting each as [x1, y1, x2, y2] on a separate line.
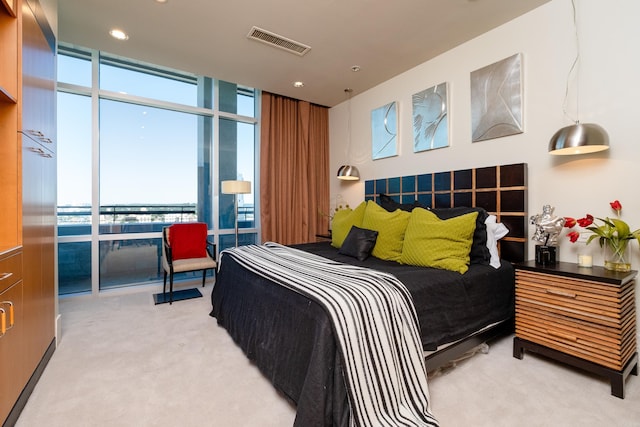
[364, 162, 528, 371]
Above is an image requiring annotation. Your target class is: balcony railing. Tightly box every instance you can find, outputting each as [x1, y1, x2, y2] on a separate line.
[57, 203, 254, 235]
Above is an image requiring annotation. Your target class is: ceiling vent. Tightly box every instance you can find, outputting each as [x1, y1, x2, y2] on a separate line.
[247, 26, 311, 56]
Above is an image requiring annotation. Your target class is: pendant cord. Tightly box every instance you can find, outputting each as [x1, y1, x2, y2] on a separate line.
[563, 0, 580, 124]
[345, 88, 353, 163]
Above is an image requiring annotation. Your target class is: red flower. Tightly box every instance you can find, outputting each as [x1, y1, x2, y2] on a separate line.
[564, 217, 577, 228]
[610, 200, 622, 213]
[567, 231, 580, 243]
[576, 214, 594, 227]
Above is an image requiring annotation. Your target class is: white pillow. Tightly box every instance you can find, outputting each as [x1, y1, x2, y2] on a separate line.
[485, 215, 509, 269]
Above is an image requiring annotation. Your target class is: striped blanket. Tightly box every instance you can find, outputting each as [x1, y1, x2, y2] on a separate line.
[220, 243, 438, 427]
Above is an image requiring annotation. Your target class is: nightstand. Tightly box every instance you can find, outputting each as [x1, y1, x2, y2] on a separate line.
[513, 261, 638, 398]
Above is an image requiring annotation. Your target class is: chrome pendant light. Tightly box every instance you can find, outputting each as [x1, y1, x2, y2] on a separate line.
[548, 0, 609, 156]
[337, 88, 360, 180]
[337, 164, 360, 180]
[548, 122, 609, 155]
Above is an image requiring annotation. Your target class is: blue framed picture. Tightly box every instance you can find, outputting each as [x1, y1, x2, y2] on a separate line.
[412, 82, 449, 152]
[371, 101, 398, 160]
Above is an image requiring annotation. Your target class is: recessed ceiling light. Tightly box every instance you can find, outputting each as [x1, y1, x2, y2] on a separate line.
[155, 0, 168, 3]
[293, 81, 304, 88]
[109, 29, 129, 41]
[351, 65, 361, 72]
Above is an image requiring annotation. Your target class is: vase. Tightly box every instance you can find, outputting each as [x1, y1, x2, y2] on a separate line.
[604, 239, 631, 272]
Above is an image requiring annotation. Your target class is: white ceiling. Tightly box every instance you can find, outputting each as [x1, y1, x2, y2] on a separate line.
[57, 0, 551, 107]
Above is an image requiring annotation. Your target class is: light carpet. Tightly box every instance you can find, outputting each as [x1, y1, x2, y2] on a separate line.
[16, 286, 640, 427]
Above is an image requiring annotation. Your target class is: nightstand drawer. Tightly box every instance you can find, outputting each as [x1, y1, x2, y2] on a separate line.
[516, 308, 636, 370]
[0, 249, 22, 293]
[516, 270, 634, 327]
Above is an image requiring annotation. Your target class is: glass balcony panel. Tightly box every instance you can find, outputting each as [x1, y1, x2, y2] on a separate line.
[98, 237, 213, 290]
[58, 241, 92, 295]
[219, 233, 258, 252]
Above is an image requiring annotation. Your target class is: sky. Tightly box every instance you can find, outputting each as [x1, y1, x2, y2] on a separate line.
[57, 54, 255, 207]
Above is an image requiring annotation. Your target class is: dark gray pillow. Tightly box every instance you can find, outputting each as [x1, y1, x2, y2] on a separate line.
[379, 193, 424, 212]
[338, 226, 379, 261]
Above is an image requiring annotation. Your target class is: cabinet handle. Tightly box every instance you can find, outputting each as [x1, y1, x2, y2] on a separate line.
[39, 137, 53, 144]
[0, 272, 13, 281]
[547, 329, 578, 342]
[545, 288, 577, 299]
[27, 146, 45, 155]
[0, 301, 13, 337]
[0, 301, 15, 329]
[27, 129, 45, 137]
[26, 147, 52, 158]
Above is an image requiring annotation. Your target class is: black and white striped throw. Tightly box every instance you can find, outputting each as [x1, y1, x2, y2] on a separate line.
[221, 243, 439, 427]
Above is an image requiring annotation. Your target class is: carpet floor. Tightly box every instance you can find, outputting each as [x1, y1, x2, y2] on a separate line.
[15, 285, 640, 426]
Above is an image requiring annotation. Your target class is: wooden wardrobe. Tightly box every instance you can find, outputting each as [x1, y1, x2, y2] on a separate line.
[0, 0, 56, 424]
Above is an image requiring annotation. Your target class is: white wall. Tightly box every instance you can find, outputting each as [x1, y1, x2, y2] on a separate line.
[329, 0, 640, 271]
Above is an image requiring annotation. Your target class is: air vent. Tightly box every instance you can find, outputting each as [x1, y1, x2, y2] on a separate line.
[247, 26, 311, 56]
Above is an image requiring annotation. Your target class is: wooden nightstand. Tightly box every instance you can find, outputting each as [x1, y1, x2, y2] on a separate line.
[513, 261, 638, 399]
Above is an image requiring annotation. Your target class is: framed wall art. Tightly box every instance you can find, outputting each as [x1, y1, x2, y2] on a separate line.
[470, 53, 523, 142]
[371, 101, 398, 160]
[412, 82, 449, 152]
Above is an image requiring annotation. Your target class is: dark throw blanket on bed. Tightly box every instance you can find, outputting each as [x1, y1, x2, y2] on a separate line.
[215, 243, 438, 427]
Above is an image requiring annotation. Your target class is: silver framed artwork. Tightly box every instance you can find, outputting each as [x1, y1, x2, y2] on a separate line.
[412, 82, 449, 152]
[371, 101, 398, 160]
[470, 53, 523, 142]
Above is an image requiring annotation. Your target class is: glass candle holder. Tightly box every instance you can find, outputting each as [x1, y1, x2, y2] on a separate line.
[577, 253, 593, 267]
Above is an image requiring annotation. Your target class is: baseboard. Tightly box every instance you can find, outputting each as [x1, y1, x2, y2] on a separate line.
[55, 313, 62, 347]
[3, 338, 56, 427]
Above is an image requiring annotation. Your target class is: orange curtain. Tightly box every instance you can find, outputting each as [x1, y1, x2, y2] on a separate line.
[260, 92, 330, 245]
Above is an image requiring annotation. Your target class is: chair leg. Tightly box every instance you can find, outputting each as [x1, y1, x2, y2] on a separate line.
[202, 269, 206, 287]
[169, 271, 174, 305]
[163, 271, 167, 295]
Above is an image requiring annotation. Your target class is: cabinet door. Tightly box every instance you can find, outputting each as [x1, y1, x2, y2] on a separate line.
[0, 280, 25, 422]
[21, 0, 56, 151]
[21, 134, 55, 373]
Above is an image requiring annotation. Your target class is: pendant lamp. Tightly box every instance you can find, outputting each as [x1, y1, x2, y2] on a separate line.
[337, 88, 360, 180]
[548, 0, 609, 156]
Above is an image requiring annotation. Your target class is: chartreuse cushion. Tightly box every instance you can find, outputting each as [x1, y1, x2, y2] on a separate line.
[400, 207, 478, 273]
[361, 201, 411, 261]
[331, 201, 367, 248]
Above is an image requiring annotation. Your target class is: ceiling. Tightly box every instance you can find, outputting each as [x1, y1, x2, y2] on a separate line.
[57, 0, 551, 107]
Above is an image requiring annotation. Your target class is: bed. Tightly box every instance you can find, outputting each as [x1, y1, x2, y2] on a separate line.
[210, 163, 528, 426]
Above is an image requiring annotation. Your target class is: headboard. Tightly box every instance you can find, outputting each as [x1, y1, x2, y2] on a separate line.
[364, 163, 528, 263]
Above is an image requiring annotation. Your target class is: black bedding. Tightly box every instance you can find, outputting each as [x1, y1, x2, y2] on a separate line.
[210, 241, 515, 426]
[295, 242, 515, 350]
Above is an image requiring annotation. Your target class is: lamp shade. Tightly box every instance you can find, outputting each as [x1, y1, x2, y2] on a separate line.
[337, 165, 360, 181]
[221, 180, 251, 194]
[548, 123, 609, 155]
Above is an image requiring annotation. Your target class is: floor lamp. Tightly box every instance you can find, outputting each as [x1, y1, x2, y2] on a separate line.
[221, 180, 251, 247]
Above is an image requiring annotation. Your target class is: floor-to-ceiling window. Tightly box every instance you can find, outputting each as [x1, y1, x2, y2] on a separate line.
[57, 45, 259, 295]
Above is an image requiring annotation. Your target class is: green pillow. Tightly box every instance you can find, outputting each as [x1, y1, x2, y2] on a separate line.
[400, 207, 478, 274]
[361, 201, 411, 261]
[331, 201, 366, 248]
